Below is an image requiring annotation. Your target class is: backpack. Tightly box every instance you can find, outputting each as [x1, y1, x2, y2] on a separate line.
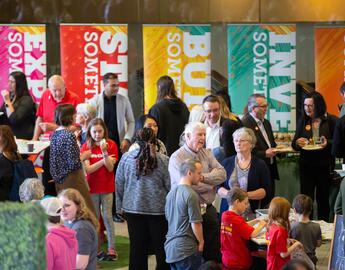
[9, 159, 38, 201]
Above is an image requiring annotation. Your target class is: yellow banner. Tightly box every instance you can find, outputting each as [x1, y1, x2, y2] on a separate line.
[143, 25, 211, 112]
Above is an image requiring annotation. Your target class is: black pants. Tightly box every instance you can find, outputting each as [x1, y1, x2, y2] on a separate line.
[125, 213, 169, 270]
[203, 205, 221, 263]
[42, 147, 56, 196]
[300, 164, 330, 221]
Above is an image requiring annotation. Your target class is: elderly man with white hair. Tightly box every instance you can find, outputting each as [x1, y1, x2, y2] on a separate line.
[169, 121, 226, 263]
[32, 75, 80, 140]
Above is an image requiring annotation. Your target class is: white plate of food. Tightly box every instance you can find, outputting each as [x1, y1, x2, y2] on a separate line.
[302, 144, 323, 151]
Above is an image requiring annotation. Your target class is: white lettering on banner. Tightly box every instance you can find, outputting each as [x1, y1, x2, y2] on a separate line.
[167, 33, 182, 95]
[84, 32, 100, 98]
[8, 32, 23, 72]
[183, 32, 211, 106]
[252, 32, 268, 96]
[268, 31, 296, 131]
[166, 30, 211, 106]
[183, 32, 210, 57]
[8, 31, 47, 101]
[83, 30, 128, 101]
[100, 31, 128, 97]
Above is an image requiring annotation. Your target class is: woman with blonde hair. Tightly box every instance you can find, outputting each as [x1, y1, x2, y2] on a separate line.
[59, 188, 99, 270]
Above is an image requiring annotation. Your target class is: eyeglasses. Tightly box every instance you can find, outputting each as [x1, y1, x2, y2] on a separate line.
[233, 139, 250, 144]
[255, 104, 268, 108]
[204, 108, 220, 114]
[304, 104, 314, 108]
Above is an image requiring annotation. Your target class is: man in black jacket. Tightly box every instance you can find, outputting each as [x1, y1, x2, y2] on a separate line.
[242, 94, 279, 200]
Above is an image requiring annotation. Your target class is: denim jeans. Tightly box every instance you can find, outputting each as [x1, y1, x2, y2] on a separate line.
[170, 252, 203, 270]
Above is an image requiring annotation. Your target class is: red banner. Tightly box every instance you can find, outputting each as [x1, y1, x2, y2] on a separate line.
[60, 24, 128, 102]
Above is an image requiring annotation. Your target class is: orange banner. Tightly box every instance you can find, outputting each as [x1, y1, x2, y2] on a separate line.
[315, 28, 345, 116]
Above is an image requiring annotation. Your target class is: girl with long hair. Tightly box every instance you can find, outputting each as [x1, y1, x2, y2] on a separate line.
[266, 197, 302, 270]
[81, 117, 118, 260]
[59, 188, 99, 270]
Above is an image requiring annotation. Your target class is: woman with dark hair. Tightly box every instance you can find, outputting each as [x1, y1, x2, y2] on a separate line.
[0, 125, 21, 201]
[49, 104, 96, 216]
[116, 127, 170, 270]
[292, 91, 338, 221]
[149, 75, 189, 156]
[0, 71, 36, 139]
[129, 114, 167, 155]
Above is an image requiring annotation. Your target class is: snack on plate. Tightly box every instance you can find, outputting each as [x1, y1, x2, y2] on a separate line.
[276, 144, 286, 149]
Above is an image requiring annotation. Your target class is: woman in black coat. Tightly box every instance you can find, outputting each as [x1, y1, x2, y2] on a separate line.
[292, 91, 337, 221]
[149, 76, 189, 156]
[0, 71, 36, 139]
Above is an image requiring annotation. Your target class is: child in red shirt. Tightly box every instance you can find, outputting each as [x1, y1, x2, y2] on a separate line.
[266, 197, 302, 270]
[80, 118, 118, 260]
[221, 187, 267, 269]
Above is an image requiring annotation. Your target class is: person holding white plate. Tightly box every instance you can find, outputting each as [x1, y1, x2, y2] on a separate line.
[292, 91, 337, 221]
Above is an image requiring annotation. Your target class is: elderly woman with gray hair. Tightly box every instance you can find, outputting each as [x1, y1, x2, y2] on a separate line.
[218, 127, 271, 218]
[19, 178, 45, 203]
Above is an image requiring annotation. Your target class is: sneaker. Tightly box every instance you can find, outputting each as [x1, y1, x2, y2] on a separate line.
[97, 251, 107, 261]
[106, 248, 118, 261]
[113, 214, 125, 223]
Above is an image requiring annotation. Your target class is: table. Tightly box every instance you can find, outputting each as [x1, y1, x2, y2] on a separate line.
[16, 139, 50, 155]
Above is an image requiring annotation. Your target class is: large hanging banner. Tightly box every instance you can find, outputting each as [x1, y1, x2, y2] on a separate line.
[60, 24, 128, 102]
[0, 24, 47, 104]
[315, 27, 345, 116]
[143, 25, 211, 112]
[228, 25, 296, 132]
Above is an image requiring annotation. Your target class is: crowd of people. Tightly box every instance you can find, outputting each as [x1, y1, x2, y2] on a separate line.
[1, 71, 345, 270]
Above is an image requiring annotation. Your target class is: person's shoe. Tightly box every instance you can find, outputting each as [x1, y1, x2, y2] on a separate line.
[97, 251, 107, 261]
[106, 248, 118, 261]
[113, 214, 125, 223]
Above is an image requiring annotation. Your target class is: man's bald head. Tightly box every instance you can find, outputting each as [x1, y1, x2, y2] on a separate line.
[48, 75, 66, 102]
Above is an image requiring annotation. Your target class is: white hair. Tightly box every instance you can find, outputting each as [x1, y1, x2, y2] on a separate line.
[184, 121, 206, 136]
[232, 127, 257, 148]
[76, 103, 97, 119]
[19, 178, 44, 202]
[48, 75, 65, 88]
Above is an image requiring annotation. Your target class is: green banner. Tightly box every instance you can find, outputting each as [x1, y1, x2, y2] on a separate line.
[228, 25, 296, 132]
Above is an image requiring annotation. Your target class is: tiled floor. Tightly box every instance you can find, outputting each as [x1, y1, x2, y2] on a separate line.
[115, 221, 331, 270]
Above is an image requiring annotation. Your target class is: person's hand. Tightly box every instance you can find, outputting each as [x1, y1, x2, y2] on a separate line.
[1, 90, 10, 102]
[320, 136, 327, 148]
[39, 122, 57, 132]
[217, 187, 229, 198]
[296, 137, 309, 148]
[74, 129, 81, 139]
[198, 241, 204, 252]
[108, 155, 117, 166]
[265, 148, 276, 158]
[258, 219, 267, 227]
[120, 139, 130, 153]
[80, 150, 92, 161]
[100, 139, 108, 152]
